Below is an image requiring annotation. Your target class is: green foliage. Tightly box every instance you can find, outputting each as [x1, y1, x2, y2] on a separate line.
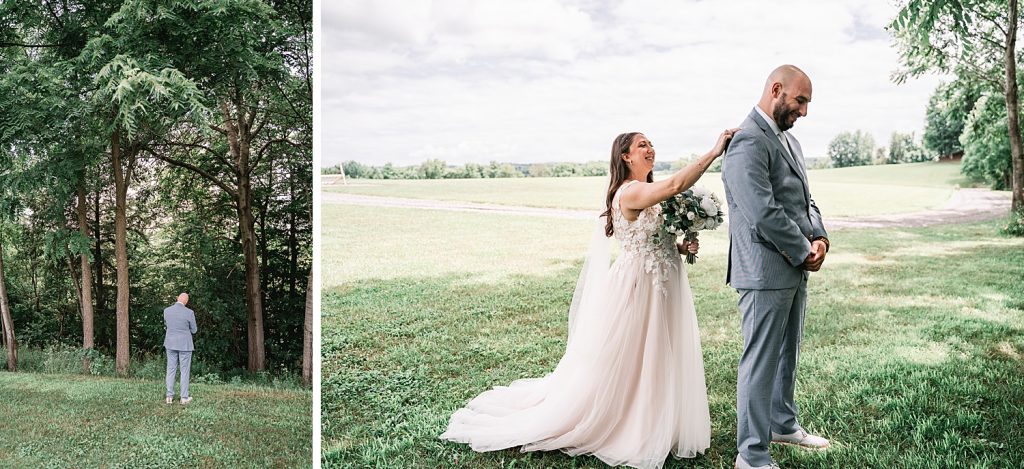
[418, 158, 448, 179]
[1002, 209, 1024, 236]
[827, 130, 876, 168]
[0, 0, 311, 376]
[923, 81, 981, 157]
[0, 372, 312, 468]
[961, 94, 1014, 189]
[887, 131, 932, 164]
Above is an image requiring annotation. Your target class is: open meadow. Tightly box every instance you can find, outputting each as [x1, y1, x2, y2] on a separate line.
[0, 372, 312, 468]
[323, 162, 1023, 468]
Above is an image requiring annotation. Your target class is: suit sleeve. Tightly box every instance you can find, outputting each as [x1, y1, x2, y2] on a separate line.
[809, 196, 828, 249]
[189, 311, 197, 334]
[723, 131, 812, 267]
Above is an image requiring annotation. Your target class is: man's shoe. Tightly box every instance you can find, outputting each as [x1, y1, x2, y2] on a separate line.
[735, 455, 780, 469]
[165, 396, 173, 404]
[180, 397, 192, 405]
[771, 428, 830, 450]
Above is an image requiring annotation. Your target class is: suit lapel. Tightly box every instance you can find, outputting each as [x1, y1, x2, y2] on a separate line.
[782, 131, 811, 201]
[749, 110, 809, 202]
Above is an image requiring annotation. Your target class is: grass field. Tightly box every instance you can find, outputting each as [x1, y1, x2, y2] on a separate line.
[323, 198, 1024, 468]
[0, 372, 312, 468]
[325, 161, 975, 217]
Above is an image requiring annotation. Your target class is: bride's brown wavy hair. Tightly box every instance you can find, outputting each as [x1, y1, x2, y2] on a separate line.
[601, 132, 653, 237]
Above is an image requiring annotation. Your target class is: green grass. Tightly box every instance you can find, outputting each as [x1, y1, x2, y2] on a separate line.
[323, 204, 1024, 468]
[0, 372, 312, 468]
[325, 161, 973, 217]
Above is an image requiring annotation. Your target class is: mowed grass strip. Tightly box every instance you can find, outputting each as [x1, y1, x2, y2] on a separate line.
[323, 205, 1024, 468]
[326, 161, 972, 217]
[0, 373, 312, 468]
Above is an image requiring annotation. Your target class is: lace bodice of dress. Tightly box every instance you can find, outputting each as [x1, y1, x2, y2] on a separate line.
[611, 180, 679, 291]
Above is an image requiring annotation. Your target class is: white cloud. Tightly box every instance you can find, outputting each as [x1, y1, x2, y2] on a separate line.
[323, 0, 945, 167]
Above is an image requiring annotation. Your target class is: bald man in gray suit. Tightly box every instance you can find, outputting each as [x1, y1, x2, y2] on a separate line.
[164, 293, 197, 404]
[722, 65, 831, 469]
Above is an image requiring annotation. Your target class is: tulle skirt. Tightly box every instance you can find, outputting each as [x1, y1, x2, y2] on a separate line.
[440, 256, 711, 469]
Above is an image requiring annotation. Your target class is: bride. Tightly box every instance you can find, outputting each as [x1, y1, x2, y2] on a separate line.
[441, 129, 738, 468]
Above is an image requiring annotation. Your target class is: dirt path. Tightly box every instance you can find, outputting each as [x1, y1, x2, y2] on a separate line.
[323, 188, 1011, 229]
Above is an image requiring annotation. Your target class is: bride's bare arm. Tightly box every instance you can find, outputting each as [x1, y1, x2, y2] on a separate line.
[620, 128, 739, 212]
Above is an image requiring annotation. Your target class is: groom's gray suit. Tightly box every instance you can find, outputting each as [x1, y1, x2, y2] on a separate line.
[164, 301, 197, 399]
[722, 107, 828, 466]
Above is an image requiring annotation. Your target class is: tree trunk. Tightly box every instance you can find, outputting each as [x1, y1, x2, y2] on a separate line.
[94, 176, 104, 314]
[289, 161, 297, 299]
[302, 268, 312, 386]
[223, 98, 266, 372]
[112, 127, 131, 376]
[77, 178, 95, 373]
[0, 238, 17, 372]
[1008, 0, 1024, 211]
[238, 175, 266, 371]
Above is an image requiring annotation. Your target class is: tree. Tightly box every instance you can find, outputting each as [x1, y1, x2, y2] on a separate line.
[890, 0, 1024, 210]
[103, 0, 311, 371]
[962, 94, 1015, 188]
[0, 0, 311, 378]
[888, 132, 930, 164]
[418, 159, 447, 179]
[827, 130, 876, 168]
[0, 237, 16, 371]
[923, 81, 981, 157]
[302, 269, 312, 386]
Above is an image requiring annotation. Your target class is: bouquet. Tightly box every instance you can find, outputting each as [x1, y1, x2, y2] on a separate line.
[658, 186, 725, 264]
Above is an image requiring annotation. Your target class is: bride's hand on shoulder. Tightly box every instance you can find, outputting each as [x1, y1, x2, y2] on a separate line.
[709, 128, 741, 157]
[676, 238, 699, 255]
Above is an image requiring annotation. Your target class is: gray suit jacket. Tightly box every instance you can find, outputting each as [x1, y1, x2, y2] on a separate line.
[163, 302, 197, 351]
[721, 108, 828, 290]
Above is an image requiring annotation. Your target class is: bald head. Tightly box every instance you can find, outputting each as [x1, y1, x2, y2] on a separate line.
[177, 293, 189, 305]
[758, 64, 812, 131]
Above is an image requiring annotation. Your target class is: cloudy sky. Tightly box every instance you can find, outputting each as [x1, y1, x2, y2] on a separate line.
[324, 0, 944, 168]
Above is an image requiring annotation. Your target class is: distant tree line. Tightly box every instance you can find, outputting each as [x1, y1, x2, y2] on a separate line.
[325, 159, 624, 179]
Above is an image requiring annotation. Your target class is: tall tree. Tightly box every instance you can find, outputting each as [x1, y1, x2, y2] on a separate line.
[302, 269, 312, 386]
[111, 0, 310, 371]
[891, 0, 1024, 210]
[0, 237, 16, 371]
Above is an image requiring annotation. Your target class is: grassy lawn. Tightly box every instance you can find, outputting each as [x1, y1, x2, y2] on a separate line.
[325, 161, 972, 217]
[323, 203, 1024, 468]
[0, 373, 312, 468]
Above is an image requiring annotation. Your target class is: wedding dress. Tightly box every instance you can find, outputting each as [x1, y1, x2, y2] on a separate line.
[440, 180, 711, 469]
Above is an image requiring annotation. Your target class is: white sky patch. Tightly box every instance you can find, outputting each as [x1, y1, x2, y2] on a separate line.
[325, 0, 945, 167]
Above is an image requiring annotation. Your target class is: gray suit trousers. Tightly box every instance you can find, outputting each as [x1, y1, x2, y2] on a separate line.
[166, 349, 193, 399]
[736, 280, 806, 466]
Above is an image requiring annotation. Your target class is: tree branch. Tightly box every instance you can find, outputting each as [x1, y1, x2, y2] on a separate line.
[144, 151, 239, 198]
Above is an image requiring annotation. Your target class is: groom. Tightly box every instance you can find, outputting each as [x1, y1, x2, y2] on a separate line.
[164, 292, 197, 405]
[722, 65, 830, 469]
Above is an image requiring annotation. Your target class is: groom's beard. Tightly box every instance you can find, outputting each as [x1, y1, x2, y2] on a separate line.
[773, 95, 800, 131]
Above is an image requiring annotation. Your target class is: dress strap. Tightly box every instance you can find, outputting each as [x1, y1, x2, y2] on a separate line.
[614, 180, 641, 213]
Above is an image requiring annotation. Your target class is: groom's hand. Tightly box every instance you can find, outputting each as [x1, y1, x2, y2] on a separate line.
[803, 240, 828, 271]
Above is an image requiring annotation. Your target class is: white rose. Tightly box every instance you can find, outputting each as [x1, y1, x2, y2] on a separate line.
[700, 197, 719, 216]
[691, 186, 709, 198]
[687, 211, 696, 220]
[692, 219, 706, 230]
[705, 218, 718, 230]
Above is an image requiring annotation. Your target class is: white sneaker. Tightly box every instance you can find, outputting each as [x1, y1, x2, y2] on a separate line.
[735, 455, 780, 469]
[165, 396, 173, 404]
[771, 428, 830, 450]
[180, 397, 192, 405]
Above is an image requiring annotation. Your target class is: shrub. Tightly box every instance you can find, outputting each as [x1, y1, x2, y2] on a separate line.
[1002, 209, 1024, 237]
